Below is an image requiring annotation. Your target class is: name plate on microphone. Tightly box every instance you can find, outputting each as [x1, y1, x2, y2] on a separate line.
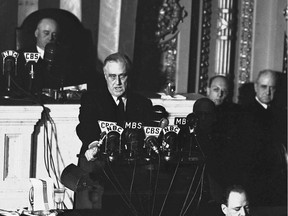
[174, 117, 187, 126]
[106, 124, 124, 135]
[24, 52, 40, 63]
[162, 125, 180, 135]
[124, 121, 142, 129]
[1, 50, 19, 60]
[98, 120, 117, 133]
[143, 126, 162, 138]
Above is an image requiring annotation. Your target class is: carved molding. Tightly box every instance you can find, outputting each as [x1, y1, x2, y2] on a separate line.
[198, 0, 212, 94]
[215, 0, 233, 76]
[238, 0, 254, 84]
[283, 5, 287, 73]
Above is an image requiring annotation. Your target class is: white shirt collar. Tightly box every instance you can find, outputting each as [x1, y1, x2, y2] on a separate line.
[112, 95, 127, 106]
[255, 96, 268, 109]
[36, 46, 44, 59]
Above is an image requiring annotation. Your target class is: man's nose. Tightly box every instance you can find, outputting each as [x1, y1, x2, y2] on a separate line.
[218, 90, 224, 97]
[116, 76, 122, 84]
[239, 207, 247, 216]
[50, 34, 56, 42]
[265, 87, 271, 95]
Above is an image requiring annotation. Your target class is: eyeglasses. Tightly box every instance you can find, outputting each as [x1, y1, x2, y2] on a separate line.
[107, 73, 128, 81]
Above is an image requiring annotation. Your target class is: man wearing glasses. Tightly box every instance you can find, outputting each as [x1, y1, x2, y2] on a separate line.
[75, 52, 154, 210]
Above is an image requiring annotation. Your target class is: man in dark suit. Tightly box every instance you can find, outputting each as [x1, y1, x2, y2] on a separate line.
[240, 69, 287, 205]
[17, 18, 63, 95]
[206, 75, 241, 140]
[74, 52, 154, 211]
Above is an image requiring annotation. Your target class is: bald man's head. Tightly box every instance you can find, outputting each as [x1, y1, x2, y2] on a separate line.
[34, 18, 58, 50]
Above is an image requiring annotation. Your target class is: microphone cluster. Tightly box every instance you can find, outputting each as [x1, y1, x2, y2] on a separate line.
[1, 43, 60, 97]
[94, 114, 204, 164]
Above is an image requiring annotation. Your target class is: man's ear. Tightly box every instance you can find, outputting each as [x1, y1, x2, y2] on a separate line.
[34, 29, 38, 38]
[254, 82, 258, 92]
[221, 204, 227, 215]
[206, 87, 210, 96]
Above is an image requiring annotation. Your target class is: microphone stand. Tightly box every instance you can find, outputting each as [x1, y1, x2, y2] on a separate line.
[1, 59, 17, 99]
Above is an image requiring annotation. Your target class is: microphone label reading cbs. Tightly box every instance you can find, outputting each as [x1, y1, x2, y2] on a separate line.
[98, 120, 117, 133]
[143, 126, 162, 138]
[24, 52, 40, 63]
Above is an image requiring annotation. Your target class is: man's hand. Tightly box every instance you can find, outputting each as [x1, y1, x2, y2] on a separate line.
[85, 140, 101, 161]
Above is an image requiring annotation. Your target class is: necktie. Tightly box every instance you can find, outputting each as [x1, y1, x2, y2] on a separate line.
[117, 97, 125, 126]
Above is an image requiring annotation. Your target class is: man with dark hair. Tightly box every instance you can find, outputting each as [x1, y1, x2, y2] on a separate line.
[206, 75, 241, 138]
[75, 52, 154, 210]
[221, 185, 250, 216]
[207, 75, 229, 106]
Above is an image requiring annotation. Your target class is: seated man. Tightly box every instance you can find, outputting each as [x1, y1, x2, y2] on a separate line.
[75, 52, 154, 212]
[221, 185, 250, 216]
[17, 17, 63, 95]
[16, 13, 95, 100]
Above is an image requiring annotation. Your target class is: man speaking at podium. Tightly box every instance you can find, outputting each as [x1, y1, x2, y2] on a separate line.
[75, 52, 154, 210]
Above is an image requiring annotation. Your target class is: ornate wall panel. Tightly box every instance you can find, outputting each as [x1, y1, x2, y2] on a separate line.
[197, 0, 212, 94]
[237, 0, 254, 84]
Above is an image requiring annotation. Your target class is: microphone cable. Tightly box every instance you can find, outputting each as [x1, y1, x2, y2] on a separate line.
[158, 159, 180, 216]
[11, 76, 71, 207]
[150, 153, 161, 216]
[178, 165, 200, 216]
[103, 158, 138, 216]
[180, 163, 206, 216]
[129, 159, 137, 200]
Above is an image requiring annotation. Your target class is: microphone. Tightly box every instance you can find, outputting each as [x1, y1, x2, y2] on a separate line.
[104, 124, 124, 162]
[161, 125, 180, 161]
[105, 131, 121, 161]
[145, 136, 159, 154]
[186, 113, 199, 133]
[143, 126, 162, 161]
[159, 117, 169, 129]
[1, 50, 19, 98]
[24, 52, 40, 79]
[122, 121, 144, 161]
[44, 42, 57, 71]
[180, 113, 202, 162]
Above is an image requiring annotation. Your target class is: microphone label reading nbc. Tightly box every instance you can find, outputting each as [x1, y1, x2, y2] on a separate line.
[1, 50, 19, 59]
[162, 125, 180, 135]
[106, 125, 124, 135]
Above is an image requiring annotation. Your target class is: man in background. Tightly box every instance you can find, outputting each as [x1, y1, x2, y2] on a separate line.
[241, 69, 287, 206]
[17, 17, 63, 96]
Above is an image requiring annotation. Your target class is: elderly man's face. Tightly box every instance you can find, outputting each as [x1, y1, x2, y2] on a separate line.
[104, 61, 128, 98]
[207, 77, 229, 106]
[35, 18, 58, 50]
[254, 73, 276, 105]
[221, 192, 250, 216]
